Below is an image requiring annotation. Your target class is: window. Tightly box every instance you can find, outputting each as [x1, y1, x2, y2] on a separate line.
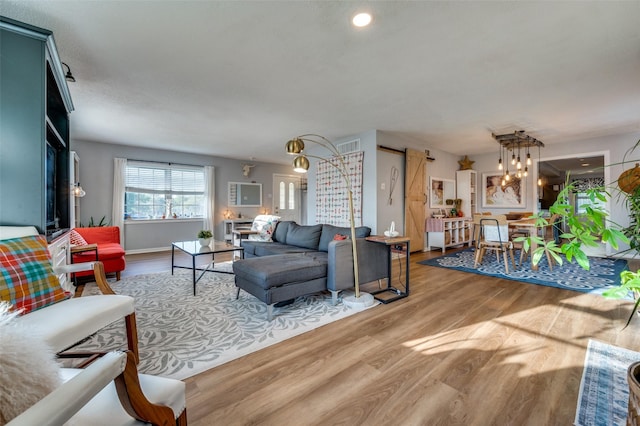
[575, 191, 605, 214]
[125, 162, 205, 220]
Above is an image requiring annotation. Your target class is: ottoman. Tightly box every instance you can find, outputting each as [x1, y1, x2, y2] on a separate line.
[232, 253, 328, 320]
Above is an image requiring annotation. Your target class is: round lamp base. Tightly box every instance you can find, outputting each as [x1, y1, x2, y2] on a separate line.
[342, 291, 375, 308]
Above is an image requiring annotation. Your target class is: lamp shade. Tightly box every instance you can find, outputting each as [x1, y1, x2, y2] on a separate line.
[285, 138, 305, 154]
[292, 155, 309, 173]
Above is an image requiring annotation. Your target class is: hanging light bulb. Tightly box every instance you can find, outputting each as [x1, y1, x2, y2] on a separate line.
[497, 144, 503, 170]
[516, 170, 522, 179]
[516, 142, 522, 170]
[538, 177, 542, 186]
[526, 146, 532, 166]
[524, 166, 528, 177]
[501, 178, 506, 186]
[505, 173, 510, 181]
[511, 150, 516, 165]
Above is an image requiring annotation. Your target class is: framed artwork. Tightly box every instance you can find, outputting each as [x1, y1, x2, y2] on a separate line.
[429, 177, 455, 208]
[482, 172, 525, 208]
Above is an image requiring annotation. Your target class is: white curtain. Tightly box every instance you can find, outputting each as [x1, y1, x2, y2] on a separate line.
[112, 158, 127, 246]
[204, 165, 215, 233]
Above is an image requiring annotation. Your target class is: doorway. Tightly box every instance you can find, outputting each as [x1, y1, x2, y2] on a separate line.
[273, 174, 302, 223]
[538, 151, 609, 256]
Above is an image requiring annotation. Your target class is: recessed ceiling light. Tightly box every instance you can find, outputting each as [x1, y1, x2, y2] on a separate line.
[582, 163, 590, 167]
[352, 12, 372, 27]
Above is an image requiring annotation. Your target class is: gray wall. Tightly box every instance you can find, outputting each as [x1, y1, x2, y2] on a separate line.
[72, 140, 291, 252]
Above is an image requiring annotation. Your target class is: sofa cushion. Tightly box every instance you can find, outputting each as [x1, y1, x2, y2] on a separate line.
[254, 244, 315, 257]
[248, 215, 280, 242]
[272, 221, 295, 243]
[69, 229, 88, 246]
[74, 226, 121, 245]
[233, 254, 327, 289]
[73, 243, 125, 262]
[285, 223, 322, 250]
[0, 235, 70, 314]
[318, 224, 371, 252]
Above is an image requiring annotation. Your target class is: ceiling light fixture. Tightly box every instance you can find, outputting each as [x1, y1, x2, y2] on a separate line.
[493, 130, 544, 184]
[352, 12, 372, 27]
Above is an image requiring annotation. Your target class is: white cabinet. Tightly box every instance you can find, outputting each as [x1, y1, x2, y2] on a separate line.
[223, 219, 254, 243]
[426, 217, 472, 253]
[48, 232, 71, 292]
[456, 170, 477, 217]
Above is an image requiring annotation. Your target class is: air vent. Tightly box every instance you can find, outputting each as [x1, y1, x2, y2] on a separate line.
[336, 139, 360, 155]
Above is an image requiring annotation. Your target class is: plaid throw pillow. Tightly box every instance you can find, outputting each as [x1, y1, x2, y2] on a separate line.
[0, 235, 70, 314]
[69, 229, 88, 246]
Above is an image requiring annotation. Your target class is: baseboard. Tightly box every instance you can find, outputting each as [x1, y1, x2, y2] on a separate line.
[125, 246, 171, 255]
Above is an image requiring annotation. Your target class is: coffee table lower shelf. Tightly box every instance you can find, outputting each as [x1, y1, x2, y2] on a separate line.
[171, 240, 244, 295]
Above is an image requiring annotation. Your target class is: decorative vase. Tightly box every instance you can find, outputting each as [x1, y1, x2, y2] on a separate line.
[198, 238, 211, 247]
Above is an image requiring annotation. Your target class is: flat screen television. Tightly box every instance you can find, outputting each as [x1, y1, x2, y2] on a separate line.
[45, 141, 58, 232]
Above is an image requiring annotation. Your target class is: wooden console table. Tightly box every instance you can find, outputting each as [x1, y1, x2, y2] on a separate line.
[365, 235, 410, 304]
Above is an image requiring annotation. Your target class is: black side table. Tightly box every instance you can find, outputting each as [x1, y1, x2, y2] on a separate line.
[365, 236, 410, 303]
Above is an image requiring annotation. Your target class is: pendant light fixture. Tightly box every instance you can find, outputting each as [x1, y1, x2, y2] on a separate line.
[492, 130, 544, 185]
[537, 144, 542, 186]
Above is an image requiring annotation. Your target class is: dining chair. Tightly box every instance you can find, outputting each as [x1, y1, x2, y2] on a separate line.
[474, 216, 516, 273]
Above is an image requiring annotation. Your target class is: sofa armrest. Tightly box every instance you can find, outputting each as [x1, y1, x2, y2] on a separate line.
[327, 238, 389, 292]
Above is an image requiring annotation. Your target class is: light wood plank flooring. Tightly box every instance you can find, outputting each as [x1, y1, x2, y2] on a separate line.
[122, 248, 640, 425]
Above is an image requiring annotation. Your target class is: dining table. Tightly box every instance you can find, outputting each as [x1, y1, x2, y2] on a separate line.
[472, 216, 541, 271]
[506, 218, 540, 271]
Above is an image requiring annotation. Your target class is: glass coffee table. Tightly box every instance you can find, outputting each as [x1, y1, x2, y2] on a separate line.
[171, 239, 244, 295]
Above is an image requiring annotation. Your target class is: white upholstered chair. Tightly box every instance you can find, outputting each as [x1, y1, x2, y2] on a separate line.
[0, 226, 139, 363]
[7, 351, 187, 426]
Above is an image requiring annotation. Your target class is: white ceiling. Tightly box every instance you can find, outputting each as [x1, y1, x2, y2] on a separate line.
[2, 1, 640, 165]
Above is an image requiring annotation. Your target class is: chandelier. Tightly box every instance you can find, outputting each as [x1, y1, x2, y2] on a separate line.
[493, 130, 545, 186]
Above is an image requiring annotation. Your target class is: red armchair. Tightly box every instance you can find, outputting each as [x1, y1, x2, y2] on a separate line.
[72, 226, 126, 280]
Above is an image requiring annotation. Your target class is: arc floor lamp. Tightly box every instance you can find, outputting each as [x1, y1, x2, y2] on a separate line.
[285, 134, 374, 308]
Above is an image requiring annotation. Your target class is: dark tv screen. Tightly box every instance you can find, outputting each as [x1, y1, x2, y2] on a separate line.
[45, 142, 56, 228]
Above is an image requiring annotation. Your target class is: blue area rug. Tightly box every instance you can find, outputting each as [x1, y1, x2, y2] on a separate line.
[575, 340, 640, 426]
[419, 248, 628, 295]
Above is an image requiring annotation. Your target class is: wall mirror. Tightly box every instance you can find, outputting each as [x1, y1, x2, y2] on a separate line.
[228, 182, 262, 207]
[429, 177, 456, 209]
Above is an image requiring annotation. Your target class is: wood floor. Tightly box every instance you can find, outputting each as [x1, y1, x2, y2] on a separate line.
[123, 248, 640, 426]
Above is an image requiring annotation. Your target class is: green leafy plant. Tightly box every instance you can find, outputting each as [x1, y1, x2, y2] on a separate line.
[197, 230, 212, 239]
[80, 216, 110, 227]
[517, 138, 640, 327]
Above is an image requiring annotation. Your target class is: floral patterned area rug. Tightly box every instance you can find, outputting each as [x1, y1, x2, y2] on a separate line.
[419, 248, 628, 295]
[575, 339, 640, 426]
[76, 266, 377, 380]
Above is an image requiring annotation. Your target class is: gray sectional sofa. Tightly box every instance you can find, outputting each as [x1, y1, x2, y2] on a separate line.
[232, 221, 389, 320]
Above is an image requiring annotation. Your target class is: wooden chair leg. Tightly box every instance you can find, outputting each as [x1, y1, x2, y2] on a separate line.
[502, 250, 509, 274]
[116, 271, 121, 281]
[546, 251, 554, 272]
[474, 246, 484, 268]
[125, 313, 140, 365]
[509, 248, 516, 271]
[114, 351, 177, 425]
[176, 409, 188, 426]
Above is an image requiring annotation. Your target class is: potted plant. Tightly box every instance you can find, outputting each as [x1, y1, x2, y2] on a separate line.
[197, 230, 212, 247]
[519, 138, 640, 326]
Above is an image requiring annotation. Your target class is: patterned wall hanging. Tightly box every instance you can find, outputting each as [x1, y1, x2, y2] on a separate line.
[572, 177, 605, 192]
[316, 151, 364, 226]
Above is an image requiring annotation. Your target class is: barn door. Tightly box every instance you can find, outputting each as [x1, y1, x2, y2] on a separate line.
[404, 149, 427, 252]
